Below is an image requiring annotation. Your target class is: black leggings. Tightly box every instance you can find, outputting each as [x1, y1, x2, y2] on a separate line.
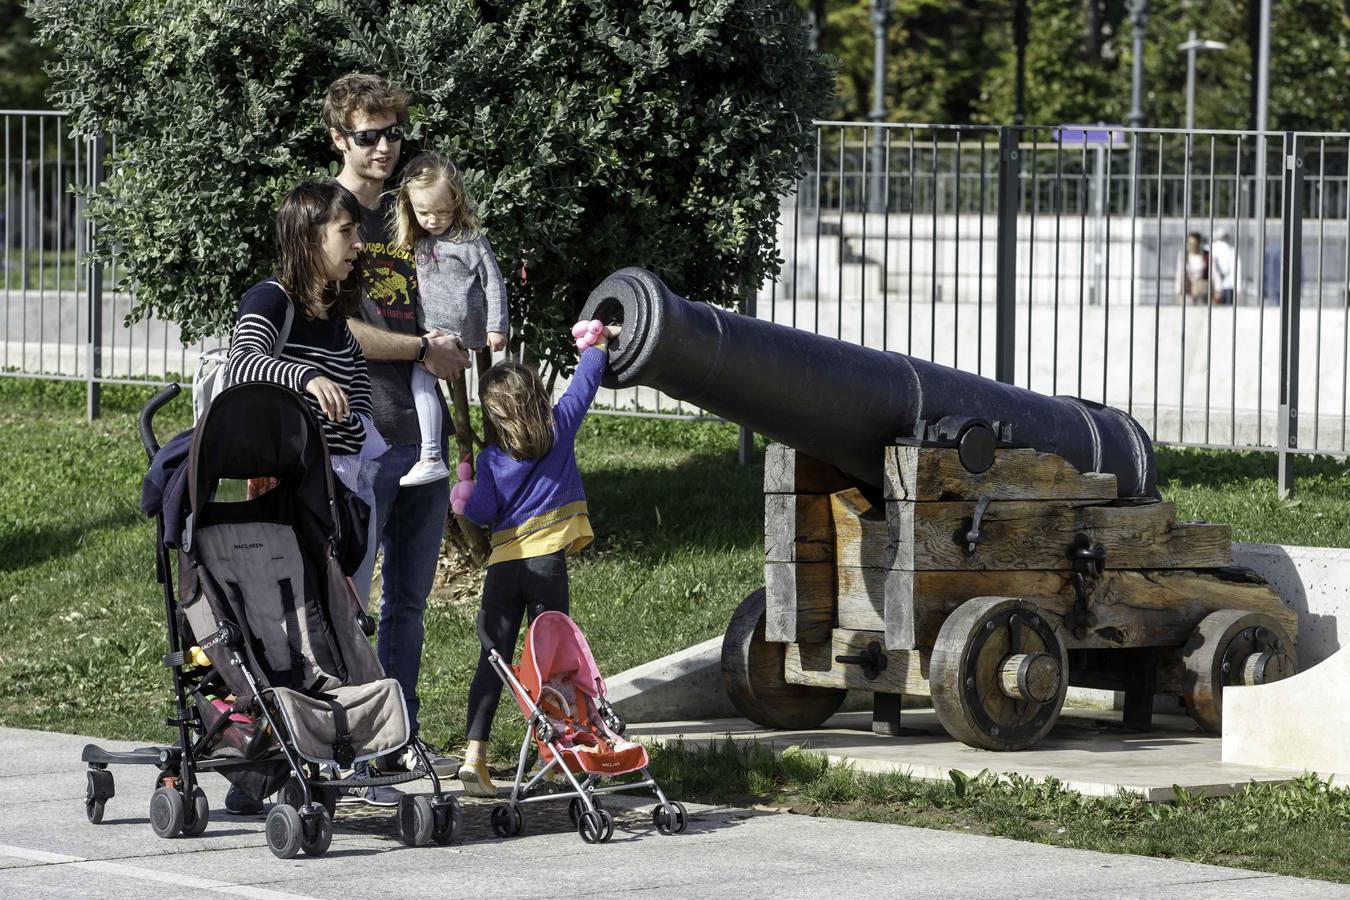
[464, 550, 570, 741]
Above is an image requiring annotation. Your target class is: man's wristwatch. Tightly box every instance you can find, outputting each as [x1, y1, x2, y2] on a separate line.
[416, 336, 429, 363]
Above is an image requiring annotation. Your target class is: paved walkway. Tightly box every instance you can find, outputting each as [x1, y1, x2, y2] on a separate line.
[2, 727, 1345, 898]
[629, 708, 1339, 802]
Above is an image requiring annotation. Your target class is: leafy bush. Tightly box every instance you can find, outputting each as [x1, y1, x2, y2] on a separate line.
[31, 0, 832, 364]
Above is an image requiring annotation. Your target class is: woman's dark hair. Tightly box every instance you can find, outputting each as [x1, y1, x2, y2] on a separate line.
[275, 180, 363, 319]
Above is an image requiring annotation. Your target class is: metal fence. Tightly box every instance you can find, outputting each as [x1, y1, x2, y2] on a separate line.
[759, 122, 1350, 494]
[5, 111, 1350, 492]
[1, 111, 211, 420]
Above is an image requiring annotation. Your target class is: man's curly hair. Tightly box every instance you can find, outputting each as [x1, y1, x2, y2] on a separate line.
[322, 73, 409, 134]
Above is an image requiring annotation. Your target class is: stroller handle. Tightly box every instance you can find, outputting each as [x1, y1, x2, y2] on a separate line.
[139, 383, 182, 461]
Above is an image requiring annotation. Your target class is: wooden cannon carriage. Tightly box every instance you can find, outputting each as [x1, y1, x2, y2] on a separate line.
[722, 441, 1297, 750]
[579, 267, 1299, 750]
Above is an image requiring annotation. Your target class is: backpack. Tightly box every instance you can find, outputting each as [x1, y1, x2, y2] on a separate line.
[193, 280, 295, 422]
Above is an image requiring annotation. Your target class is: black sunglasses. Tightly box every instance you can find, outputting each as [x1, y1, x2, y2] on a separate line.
[342, 123, 405, 147]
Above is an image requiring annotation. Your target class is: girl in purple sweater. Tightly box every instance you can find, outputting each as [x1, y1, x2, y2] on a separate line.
[455, 324, 619, 796]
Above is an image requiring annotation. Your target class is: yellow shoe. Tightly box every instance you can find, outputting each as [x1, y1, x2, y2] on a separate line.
[457, 758, 497, 798]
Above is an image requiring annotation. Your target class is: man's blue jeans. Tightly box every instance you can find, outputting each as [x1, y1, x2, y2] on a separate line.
[365, 441, 448, 735]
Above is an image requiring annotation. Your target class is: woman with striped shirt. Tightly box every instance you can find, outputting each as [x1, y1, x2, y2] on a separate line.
[226, 180, 385, 597]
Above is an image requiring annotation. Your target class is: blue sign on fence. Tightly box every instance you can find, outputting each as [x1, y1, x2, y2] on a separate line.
[1054, 125, 1127, 146]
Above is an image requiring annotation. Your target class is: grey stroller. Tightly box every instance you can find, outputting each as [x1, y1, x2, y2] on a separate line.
[82, 382, 458, 858]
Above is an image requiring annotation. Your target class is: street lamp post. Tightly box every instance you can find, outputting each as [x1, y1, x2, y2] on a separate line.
[1178, 31, 1228, 131]
[869, 0, 892, 212]
[1013, 0, 1028, 125]
[1128, 0, 1147, 128]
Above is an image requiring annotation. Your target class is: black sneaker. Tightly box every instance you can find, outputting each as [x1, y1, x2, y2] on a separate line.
[344, 762, 403, 807]
[352, 783, 404, 807]
[225, 785, 264, 815]
[380, 738, 460, 777]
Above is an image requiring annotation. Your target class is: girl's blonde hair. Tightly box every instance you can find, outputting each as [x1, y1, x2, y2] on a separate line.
[479, 362, 554, 460]
[389, 151, 480, 250]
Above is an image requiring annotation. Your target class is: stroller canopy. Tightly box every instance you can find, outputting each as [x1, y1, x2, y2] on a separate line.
[519, 611, 607, 701]
[146, 382, 363, 570]
[187, 383, 340, 543]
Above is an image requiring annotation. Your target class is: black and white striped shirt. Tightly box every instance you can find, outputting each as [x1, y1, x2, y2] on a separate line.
[226, 280, 373, 455]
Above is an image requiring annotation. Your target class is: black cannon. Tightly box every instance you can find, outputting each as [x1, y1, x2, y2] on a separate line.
[581, 267, 1156, 497]
[581, 268, 1296, 751]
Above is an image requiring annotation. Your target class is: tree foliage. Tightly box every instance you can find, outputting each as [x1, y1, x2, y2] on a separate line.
[814, 0, 1349, 132]
[1, 0, 53, 109]
[30, 0, 833, 362]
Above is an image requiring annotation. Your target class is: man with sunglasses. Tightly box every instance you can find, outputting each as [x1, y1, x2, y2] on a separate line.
[322, 73, 465, 800]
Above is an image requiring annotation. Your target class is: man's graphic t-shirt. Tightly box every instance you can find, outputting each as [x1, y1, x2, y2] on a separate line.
[355, 193, 446, 445]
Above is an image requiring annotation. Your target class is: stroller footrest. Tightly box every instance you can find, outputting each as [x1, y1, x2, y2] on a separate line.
[330, 769, 423, 789]
[82, 744, 174, 767]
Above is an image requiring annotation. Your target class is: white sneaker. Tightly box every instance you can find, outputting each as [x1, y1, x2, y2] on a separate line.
[400, 458, 450, 487]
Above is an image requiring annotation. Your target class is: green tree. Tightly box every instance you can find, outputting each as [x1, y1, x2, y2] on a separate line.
[1, 0, 53, 109]
[813, 0, 1348, 132]
[30, 0, 832, 364]
[816, 0, 1004, 123]
[1263, 0, 1350, 132]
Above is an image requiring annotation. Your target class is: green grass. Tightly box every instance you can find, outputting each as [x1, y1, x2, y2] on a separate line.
[1, 250, 116, 293]
[4, 378, 1350, 878]
[646, 740, 1350, 883]
[2, 376, 1349, 752]
[0, 378, 765, 752]
[1160, 446, 1350, 546]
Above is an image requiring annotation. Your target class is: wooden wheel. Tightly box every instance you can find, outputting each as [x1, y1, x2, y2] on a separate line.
[721, 588, 847, 729]
[1182, 609, 1297, 733]
[930, 596, 1068, 751]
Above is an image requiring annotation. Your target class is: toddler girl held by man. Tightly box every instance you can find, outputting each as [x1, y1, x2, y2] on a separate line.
[389, 152, 508, 486]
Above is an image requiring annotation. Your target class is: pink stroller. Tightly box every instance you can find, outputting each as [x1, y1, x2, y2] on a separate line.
[480, 610, 687, 844]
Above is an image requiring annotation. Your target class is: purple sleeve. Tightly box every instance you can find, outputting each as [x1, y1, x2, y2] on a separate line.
[462, 454, 500, 527]
[553, 346, 608, 438]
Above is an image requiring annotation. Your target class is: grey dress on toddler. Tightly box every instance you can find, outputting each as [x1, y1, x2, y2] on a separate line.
[415, 232, 508, 349]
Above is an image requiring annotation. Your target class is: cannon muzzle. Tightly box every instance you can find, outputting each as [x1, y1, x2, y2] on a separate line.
[580, 267, 1155, 497]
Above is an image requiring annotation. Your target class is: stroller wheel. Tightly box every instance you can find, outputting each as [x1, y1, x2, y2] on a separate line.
[180, 787, 210, 838]
[314, 783, 339, 819]
[653, 801, 687, 836]
[278, 776, 305, 811]
[85, 769, 113, 825]
[567, 796, 605, 826]
[431, 797, 459, 846]
[149, 786, 185, 839]
[300, 806, 333, 857]
[266, 804, 303, 859]
[577, 808, 612, 845]
[398, 795, 435, 847]
[490, 803, 524, 838]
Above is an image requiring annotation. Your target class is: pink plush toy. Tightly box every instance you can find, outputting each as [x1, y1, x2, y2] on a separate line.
[450, 460, 475, 516]
[571, 318, 605, 352]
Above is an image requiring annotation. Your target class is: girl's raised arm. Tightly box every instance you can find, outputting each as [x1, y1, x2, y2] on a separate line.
[554, 345, 608, 439]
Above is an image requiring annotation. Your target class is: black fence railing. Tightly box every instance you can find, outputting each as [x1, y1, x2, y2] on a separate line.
[5, 112, 1349, 494]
